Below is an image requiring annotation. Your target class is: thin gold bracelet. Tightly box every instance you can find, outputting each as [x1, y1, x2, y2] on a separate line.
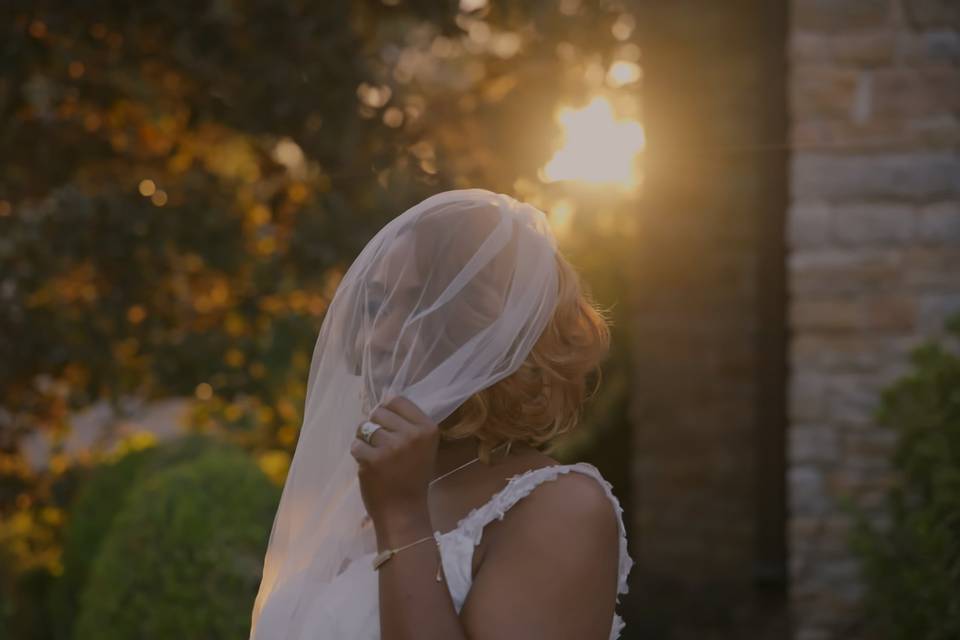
[371, 533, 444, 582]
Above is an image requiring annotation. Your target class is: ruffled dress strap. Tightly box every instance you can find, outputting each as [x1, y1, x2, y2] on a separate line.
[455, 462, 633, 597]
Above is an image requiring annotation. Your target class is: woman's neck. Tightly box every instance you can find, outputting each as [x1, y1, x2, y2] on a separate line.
[433, 437, 523, 481]
[433, 437, 483, 480]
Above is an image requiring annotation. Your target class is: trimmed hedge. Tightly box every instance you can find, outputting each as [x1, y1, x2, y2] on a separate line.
[48, 434, 227, 640]
[74, 449, 279, 640]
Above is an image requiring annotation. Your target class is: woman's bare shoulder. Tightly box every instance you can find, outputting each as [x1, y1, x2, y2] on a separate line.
[463, 461, 621, 638]
[494, 459, 619, 549]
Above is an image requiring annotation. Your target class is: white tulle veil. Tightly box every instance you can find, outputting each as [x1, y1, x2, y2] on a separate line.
[249, 188, 560, 639]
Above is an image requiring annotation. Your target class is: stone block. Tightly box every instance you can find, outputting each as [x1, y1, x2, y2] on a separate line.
[791, 114, 958, 148]
[790, 424, 841, 463]
[790, 67, 860, 118]
[917, 292, 960, 333]
[789, 248, 904, 295]
[820, 558, 863, 586]
[906, 114, 960, 146]
[842, 428, 898, 459]
[830, 29, 898, 66]
[792, 0, 892, 31]
[790, 333, 920, 373]
[825, 468, 898, 511]
[791, 294, 916, 332]
[897, 29, 960, 63]
[917, 200, 960, 243]
[838, 448, 896, 473]
[789, 514, 822, 543]
[789, 372, 829, 420]
[830, 203, 916, 246]
[903, 247, 960, 290]
[792, 152, 960, 202]
[871, 68, 960, 119]
[903, 0, 960, 29]
[792, 298, 864, 331]
[824, 374, 884, 427]
[788, 201, 832, 249]
[789, 31, 830, 62]
[789, 465, 831, 515]
[795, 628, 831, 640]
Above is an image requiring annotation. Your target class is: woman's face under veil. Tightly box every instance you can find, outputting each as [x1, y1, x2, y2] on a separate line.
[356, 232, 422, 396]
[351, 205, 514, 415]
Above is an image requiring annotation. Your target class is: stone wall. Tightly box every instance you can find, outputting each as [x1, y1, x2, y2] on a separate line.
[787, 0, 960, 638]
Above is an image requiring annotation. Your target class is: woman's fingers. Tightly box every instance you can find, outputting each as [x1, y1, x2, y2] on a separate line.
[367, 395, 432, 434]
[349, 437, 377, 465]
[351, 426, 401, 462]
[368, 404, 415, 434]
[384, 396, 439, 446]
[354, 396, 437, 466]
[384, 396, 431, 428]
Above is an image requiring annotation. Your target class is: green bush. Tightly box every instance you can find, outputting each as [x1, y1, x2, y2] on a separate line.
[48, 434, 232, 640]
[74, 449, 279, 640]
[849, 314, 960, 640]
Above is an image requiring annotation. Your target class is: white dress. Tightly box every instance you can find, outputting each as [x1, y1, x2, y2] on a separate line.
[296, 462, 634, 639]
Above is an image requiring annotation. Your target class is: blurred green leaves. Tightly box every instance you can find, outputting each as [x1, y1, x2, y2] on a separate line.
[848, 314, 960, 640]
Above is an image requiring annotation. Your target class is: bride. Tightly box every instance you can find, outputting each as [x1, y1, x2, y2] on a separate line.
[249, 189, 633, 639]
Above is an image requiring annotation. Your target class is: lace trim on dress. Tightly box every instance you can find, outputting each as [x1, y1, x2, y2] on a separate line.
[454, 462, 634, 598]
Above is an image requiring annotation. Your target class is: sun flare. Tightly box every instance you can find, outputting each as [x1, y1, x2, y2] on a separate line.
[541, 97, 645, 188]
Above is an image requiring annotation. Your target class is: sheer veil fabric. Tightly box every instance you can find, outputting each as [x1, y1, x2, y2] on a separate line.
[249, 189, 561, 639]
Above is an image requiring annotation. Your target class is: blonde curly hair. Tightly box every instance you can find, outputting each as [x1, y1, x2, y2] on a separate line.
[438, 250, 611, 463]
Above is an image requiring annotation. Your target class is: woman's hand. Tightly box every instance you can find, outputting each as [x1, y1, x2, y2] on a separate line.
[350, 395, 440, 535]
